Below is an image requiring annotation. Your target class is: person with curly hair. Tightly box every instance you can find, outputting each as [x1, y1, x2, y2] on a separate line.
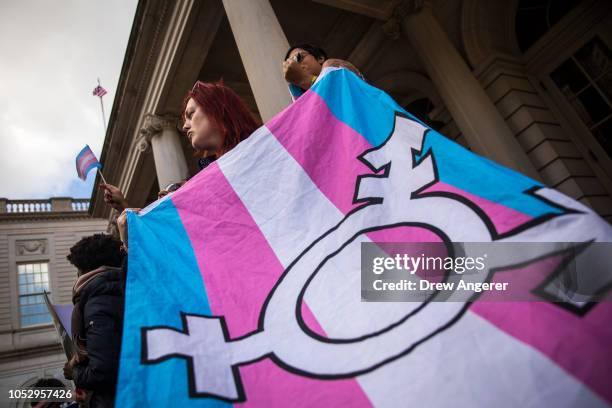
[64, 234, 125, 408]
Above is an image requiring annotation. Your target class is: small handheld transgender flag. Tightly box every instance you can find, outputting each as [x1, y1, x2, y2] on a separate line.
[75, 145, 104, 182]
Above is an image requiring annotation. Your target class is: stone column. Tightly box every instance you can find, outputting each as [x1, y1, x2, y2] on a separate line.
[388, 1, 539, 179]
[222, 0, 292, 122]
[140, 114, 189, 190]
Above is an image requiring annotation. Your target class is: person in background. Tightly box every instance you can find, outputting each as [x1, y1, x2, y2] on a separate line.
[29, 378, 79, 408]
[63, 234, 125, 408]
[99, 183, 129, 213]
[282, 44, 362, 101]
[99, 179, 185, 212]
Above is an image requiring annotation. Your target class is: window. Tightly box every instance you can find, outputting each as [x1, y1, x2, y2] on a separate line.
[515, 0, 580, 52]
[551, 37, 612, 159]
[17, 262, 52, 327]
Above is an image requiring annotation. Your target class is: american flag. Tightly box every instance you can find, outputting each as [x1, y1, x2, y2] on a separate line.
[92, 85, 107, 97]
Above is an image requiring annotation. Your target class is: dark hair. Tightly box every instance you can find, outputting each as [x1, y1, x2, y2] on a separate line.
[183, 81, 258, 158]
[67, 234, 124, 273]
[284, 44, 327, 61]
[30, 378, 66, 407]
[32, 378, 66, 388]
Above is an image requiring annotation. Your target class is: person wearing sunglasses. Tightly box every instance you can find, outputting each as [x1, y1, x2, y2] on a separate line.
[98, 179, 185, 213]
[282, 44, 362, 101]
[157, 181, 185, 199]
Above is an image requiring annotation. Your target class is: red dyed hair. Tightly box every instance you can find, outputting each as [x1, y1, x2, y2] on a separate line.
[183, 81, 258, 157]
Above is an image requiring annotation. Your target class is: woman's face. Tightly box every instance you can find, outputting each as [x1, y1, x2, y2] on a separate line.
[288, 48, 324, 76]
[182, 98, 222, 153]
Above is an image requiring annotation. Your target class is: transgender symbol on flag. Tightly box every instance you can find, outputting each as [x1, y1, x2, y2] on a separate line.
[143, 113, 611, 402]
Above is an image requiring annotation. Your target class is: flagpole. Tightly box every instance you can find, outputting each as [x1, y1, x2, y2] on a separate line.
[97, 168, 108, 185]
[97, 78, 107, 132]
[95, 79, 108, 187]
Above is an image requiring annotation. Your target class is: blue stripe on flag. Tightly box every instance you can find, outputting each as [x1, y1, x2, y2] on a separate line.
[83, 161, 101, 175]
[76, 145, 91, 161]
[311, 69, 562, 218]
[116, 198, 229, 408]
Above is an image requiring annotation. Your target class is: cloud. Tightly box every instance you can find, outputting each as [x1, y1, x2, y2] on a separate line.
[0, 0, 138, 199]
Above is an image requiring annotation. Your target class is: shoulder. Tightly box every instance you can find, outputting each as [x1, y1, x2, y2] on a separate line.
[81, 267, 123, 300]
[321, 59, 363, 79]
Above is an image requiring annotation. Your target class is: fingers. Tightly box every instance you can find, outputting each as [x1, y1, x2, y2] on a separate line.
[119, 207, 141, 218]
[100, 183, 120, 193]
[283, 59, 298, 78]
[322, 59, 362, 78]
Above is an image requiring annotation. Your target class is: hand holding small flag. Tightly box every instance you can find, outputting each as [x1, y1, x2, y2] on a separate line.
[75, 145, 105, 182]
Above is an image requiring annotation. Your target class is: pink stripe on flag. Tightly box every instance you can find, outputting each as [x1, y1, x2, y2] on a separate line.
[79, 155, 97, 170]
[267, 91, 372, 214]
[422, 182, 533, 235]
[471, 300, 612, 402]
[78, 155, 98, 178]
[266, 90, 611, 402]
[172, 163, 373, 407]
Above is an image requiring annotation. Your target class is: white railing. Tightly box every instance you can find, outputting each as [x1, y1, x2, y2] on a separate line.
[1, 198, 90, 213]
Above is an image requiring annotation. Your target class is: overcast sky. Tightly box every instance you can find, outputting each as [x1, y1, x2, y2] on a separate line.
[0, 0, 138, 200]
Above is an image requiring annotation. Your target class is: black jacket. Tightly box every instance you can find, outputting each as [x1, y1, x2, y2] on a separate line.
[73, 267, 123, 408]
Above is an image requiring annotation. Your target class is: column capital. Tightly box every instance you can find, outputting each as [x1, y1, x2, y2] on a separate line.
[139, 114, 180, 141]
[382, 0, 425, 40]
[135, 135, 152, 154]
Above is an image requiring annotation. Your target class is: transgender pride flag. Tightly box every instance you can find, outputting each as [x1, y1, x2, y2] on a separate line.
[116, 68, 612, 407]
[75, 145, 101, 181]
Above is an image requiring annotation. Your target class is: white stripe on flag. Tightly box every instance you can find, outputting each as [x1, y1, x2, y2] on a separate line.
[217, 126, 606, 407]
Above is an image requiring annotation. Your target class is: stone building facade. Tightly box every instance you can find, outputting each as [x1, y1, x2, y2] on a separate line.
[90, 0, 611, 221]
[0, 198, 106, 407]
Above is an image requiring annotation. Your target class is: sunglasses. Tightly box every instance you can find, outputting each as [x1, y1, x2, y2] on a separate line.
[292, 52, 308, 63]
[163, 183, 182, 193]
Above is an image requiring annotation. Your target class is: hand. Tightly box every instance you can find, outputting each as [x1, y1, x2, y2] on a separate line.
[117, 208, 140, 251]
[63, 355, 78, 380]
[282, 58, 312, 90]
[322, 59, 363, 79]
[100, 183, 129, 212]
[75, 388, 88, 404]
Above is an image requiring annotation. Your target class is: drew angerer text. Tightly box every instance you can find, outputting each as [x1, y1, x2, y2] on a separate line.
[371, 279, 509, 293]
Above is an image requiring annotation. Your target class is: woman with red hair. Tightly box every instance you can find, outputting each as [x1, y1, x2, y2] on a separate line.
[101, 81, 258, 210]
[182, 80, 258, 170]
[115, 81, 258, 250]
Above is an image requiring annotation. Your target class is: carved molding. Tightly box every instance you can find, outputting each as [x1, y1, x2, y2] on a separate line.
[382, 0, 425, 40]
[139, 114, 179, 142]
[135, 135, 152, 154]
[16, 239, 47, 256]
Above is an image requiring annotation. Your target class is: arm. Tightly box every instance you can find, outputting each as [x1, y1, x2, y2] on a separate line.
[72, 294, 121, 390]
[282, 58, 314, 91]
[116, 208, 140, 253]
[322, 59, 363, 79]
[99, 183, 129, 212]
